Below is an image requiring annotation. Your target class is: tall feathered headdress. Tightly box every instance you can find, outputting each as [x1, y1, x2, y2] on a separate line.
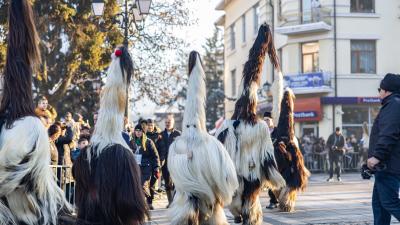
[182, 51, 207, 134]
[91, 46, 134, 155]
[231, 23, 281, 124]
[0, 0, 41, 129]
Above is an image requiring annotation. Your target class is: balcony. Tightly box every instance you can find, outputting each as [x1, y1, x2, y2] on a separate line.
[283, 72, 332, 94]
[275, 7, 332, 35]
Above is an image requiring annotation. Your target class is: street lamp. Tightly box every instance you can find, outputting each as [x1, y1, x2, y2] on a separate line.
[136, 0, 152, 15]
[92, 0, 105, 16]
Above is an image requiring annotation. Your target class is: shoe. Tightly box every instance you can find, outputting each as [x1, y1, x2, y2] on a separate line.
[234, 216, 242, 223]
[148, 204, 154, 210]
[337, 177, 342, 182]
[266, 202, 278, 209]
[326, 177, 334, 182]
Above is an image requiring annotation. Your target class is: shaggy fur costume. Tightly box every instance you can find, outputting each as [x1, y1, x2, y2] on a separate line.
[73, 47, 148, 225]
[215, 24, 285, 225]
[0, 1, 70, 224]
[272, 89, 310, 212]
[168, 52, 238, 225]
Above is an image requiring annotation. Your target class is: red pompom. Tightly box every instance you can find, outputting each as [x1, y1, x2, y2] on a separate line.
[115, 49, 122, 57]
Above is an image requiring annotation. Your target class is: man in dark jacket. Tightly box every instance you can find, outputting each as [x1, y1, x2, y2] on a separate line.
[326, 127, 345, 182]
[159, 114, 181, 207]
[368, 73, 400, 225]
[146, 119, 163, 208]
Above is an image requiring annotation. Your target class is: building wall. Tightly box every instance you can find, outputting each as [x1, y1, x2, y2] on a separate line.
[217, 0, 400, 139]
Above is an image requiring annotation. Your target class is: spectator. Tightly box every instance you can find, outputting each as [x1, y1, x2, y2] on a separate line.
[368, 73, 400, 224]
[140, 119, 149, 134]
[130, 124, 160, 210]
[65, 112, 80, 151]
[360, 122, 370, 165]
[158, 114, 181, 208]
[326, 127, 345, 182]
[344, 137, 354, 153]
[35, 96, 57, 122]
[71, 137, 89, 162]
[80, 125, 91, 140]
[146, 119, 163, 204]
[38, 110, 53, 129]
[350, 134, 359, 153]
[48, 124, 61, 166]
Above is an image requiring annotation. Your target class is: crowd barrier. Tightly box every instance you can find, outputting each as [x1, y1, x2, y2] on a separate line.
[304, 152, 362, 173]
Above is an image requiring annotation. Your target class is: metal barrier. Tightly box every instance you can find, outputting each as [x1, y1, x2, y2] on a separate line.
[304, 152, 362, 173]
[50, 165, 75, 205]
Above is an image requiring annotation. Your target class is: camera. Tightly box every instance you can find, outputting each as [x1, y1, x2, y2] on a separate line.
[361, 163, 387, 180]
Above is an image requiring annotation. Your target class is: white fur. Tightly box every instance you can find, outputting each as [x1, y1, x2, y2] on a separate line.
[91, 54, 130, 156]
[271, 71, 284, 126]
[168, 56, 238, 224]
[215, 120, 285, 189]
[0, 117, 71, 225]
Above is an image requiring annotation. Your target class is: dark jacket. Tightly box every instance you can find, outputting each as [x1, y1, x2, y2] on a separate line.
[147, 129, 162, 154]
[55, 126, 74, 165]
[369, 93, 400, 174]
[326, 133, 345, 156]
[130, 137, 161, 182]
[159, 129, 181, 162]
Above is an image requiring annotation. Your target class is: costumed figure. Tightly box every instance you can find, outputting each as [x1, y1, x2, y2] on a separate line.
[215, 23, 286, 225]
[73, 47, 148, 225]
[271, 87, 310, 212]
[168, 51, 239, 225]
[0, 0, 71, 224]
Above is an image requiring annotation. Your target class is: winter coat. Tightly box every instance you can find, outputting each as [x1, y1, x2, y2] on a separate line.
[55, 126, 74, 183]
[326, 133, 345, 157]
[131, 137, 161, 183]
[369, 93, 400, 174]
[49, 141, 59, 166]
[158, 129, 181, 162]
[146, 129, 162, 154]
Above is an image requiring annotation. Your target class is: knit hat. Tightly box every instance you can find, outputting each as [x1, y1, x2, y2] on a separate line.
[263, 111, 272, 118]
[134, 124, 143, 131]
[380, 73, 400, 93]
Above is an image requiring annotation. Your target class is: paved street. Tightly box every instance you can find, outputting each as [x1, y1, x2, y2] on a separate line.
[149, 173, 399, 225]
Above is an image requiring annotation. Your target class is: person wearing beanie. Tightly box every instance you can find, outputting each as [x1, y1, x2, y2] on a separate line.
[131, 123, 161, 210]
[367, 73, 400, 224]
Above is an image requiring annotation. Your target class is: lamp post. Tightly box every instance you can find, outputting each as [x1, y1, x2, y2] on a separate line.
[91, 0, 152, 118]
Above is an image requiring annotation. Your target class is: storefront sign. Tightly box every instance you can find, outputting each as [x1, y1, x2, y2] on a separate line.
[294, 111, 318, 119]
[322, 97, 381, 105]
[294, 97, 322, 122]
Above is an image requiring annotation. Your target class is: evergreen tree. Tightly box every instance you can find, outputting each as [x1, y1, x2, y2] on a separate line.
[202, 27, 224, 130]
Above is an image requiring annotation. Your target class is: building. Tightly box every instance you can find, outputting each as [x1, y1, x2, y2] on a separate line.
[216, 0, 400, 140]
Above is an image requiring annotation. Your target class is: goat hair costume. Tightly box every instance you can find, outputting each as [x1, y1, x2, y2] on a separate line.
[272, 88, 310, 212]
[0, 1, 70, 224]
[215, 23, 285, 225]
[72, 47, 148, 225]
[168, 51, 238, 225]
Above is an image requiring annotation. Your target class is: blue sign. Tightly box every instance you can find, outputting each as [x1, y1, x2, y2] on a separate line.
[284, 72, 330, 89]
[294, 111, 318, 119]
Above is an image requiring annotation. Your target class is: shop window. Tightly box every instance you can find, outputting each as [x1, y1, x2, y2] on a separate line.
[302, 42, 319, 73]
[342, 105, 380, 139]
[351, 0, 375, 13]
[351, 40, 376, 74]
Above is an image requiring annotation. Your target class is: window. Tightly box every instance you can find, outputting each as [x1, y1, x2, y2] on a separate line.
[253, 3, 260, 35]
[351, 40, 376, 74]
[342, 105, 380, 139]
[302, 0, 312, 23]
[231, 69, 237, 96]
[241, 15, 246, 43]
[302, 42, 319, 73]
[229, 24, 236, 50]
[351, 0, 375, 13]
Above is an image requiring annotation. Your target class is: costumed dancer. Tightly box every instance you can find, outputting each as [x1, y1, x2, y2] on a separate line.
[168, 51, 239, 225]
[0, 0, 71, 224]
[73, 46, 148, 225]
[215, 23, 286, 225]
[271, 87, 310, 212]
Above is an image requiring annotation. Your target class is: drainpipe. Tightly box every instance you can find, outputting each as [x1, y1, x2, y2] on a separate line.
[332, 0, 338, 131]
[268, 0, 275, 81]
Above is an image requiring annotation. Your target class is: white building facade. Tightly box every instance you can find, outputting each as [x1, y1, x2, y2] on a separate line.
[216, 0, 400, 140]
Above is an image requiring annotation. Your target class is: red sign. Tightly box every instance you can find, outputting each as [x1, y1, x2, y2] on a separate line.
[294, 97, 322, 122]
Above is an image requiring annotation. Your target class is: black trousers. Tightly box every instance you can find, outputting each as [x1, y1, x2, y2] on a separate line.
[329, 152, 342, 178]
[149, 173, 158, 204]
[268, 189, 278, 204]
[161, 160, 174, 191]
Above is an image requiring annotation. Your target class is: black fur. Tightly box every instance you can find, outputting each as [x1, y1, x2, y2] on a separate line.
[73, 144, 148, 225]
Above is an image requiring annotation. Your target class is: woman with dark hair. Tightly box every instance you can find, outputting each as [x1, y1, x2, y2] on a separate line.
[131, 124, 161, 210]
[0, 0, 70, 224]
[73, 46, 149, 225]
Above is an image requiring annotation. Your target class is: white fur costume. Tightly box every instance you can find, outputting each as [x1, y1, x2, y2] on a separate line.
[168, 53, 238, 225]
[0, 117, 70, 225]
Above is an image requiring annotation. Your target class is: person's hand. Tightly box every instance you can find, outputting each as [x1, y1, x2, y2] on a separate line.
[154, 169, 161, 179]
[367, 157, 380, 170]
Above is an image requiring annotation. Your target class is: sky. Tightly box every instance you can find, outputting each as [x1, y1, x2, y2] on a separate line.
[131, 0, 223, 121]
